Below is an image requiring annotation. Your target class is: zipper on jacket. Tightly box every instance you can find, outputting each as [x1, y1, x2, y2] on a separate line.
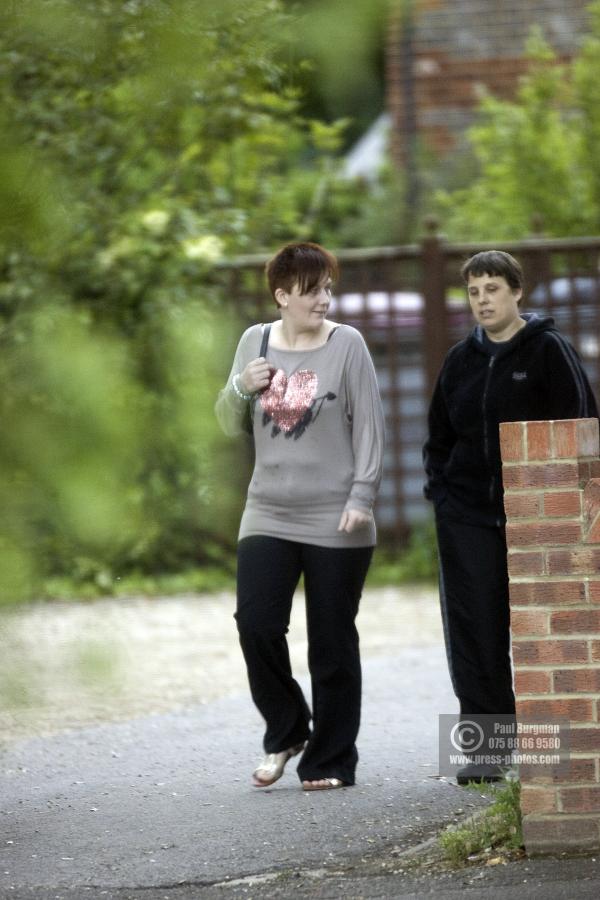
[482, 355, 496, 503]
[482, 355, 495, 464]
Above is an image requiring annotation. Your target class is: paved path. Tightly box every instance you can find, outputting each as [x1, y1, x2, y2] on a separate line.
[2, 589, 600, 899]
[0, 587, 442, 743]
[1, 649, 486, 897]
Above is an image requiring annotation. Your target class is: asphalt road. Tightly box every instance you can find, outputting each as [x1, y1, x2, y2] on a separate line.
[2, 642, 599, 900]
[1, 645, 490, 896]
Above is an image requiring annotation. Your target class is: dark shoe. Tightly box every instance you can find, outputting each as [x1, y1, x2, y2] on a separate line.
[456, 762, 505, 786]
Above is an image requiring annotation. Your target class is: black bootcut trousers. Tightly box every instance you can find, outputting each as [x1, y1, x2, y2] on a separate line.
[236, 535, 373, 785]
[435, 515, 516, 717]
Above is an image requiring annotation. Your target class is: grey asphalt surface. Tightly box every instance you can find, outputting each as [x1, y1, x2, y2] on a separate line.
[2, 645, 599, 900]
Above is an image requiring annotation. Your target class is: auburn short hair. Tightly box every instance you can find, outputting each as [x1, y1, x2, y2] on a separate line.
[265, 242, 338, 305]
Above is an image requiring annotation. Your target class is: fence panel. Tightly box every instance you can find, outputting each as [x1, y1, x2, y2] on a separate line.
[216, 233, 600, 544]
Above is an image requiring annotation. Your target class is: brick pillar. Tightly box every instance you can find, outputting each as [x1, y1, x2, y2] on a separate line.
[500, 418, 600, 855]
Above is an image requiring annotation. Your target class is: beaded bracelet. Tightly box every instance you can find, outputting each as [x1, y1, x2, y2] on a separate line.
[232, 373, 253, 401]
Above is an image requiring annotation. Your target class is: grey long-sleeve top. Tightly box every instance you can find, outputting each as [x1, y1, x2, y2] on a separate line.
[215, 323, 385, 548]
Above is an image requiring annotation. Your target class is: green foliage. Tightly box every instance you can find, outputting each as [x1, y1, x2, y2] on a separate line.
[573, 2, 600, 220]
[435, 9, 600, 240]
[42, 565, 235, 602]
[440, 779, 523, 866]
[0, 0, 369, 602]
[288, 0, 391, 133]
[367, 520, 438, 586]
[316, 163, 410, 248]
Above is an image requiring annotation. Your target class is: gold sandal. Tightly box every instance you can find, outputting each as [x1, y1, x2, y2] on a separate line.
[302, 778, 346, 791]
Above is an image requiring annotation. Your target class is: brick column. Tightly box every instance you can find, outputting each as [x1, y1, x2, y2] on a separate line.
[500, 418, 600, 855]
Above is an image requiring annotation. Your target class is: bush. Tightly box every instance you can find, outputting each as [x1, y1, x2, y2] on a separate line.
[368, 520, 438, 586]
[0, 0, 357, 602]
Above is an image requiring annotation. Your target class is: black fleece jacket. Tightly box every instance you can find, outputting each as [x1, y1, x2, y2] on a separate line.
[423, 313, 599, 527]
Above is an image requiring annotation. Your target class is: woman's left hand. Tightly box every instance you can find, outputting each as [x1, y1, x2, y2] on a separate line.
[337, 508, 373, 533]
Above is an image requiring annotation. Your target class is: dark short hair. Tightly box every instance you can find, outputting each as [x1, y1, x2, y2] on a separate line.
[460, 250, 523, 291]
[265, 242, 338, 304]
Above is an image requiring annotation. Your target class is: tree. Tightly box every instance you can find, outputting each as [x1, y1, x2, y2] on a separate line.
[434, 9, 600, 241]
[0, 0, 354, 601]
[282, 0, 390, 146]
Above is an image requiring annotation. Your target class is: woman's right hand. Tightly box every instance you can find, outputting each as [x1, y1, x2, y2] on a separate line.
[239, 357, 274, 394]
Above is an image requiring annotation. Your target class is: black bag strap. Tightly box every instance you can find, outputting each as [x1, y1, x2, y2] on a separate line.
[244, 323, 271, 434]
[259, 322, 271, 357]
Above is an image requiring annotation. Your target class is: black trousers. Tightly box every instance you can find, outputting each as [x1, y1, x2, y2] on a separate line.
[435, 515, 516, 717]
[236, 536, 373, 785]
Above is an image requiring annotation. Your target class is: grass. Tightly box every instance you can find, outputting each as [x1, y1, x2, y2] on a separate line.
[41, 565, 236, 601]
[367, 521, 438, 587]
[35, 520, 439, 601]
[439, 778, 524, 866]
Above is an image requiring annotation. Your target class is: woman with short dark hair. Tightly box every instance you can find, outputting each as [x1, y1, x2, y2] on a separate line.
[216, 241, 385, 791]
[424, 249, 598, 784]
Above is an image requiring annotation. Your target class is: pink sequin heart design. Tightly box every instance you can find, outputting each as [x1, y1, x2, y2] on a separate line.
[260, 369, 318, 432]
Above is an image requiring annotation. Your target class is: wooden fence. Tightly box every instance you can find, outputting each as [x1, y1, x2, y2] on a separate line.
[217, 226, 600, 543]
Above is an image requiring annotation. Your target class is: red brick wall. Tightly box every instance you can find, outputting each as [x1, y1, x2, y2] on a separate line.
[500, 418, 600, 855]
[388, 0, 589, 166]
